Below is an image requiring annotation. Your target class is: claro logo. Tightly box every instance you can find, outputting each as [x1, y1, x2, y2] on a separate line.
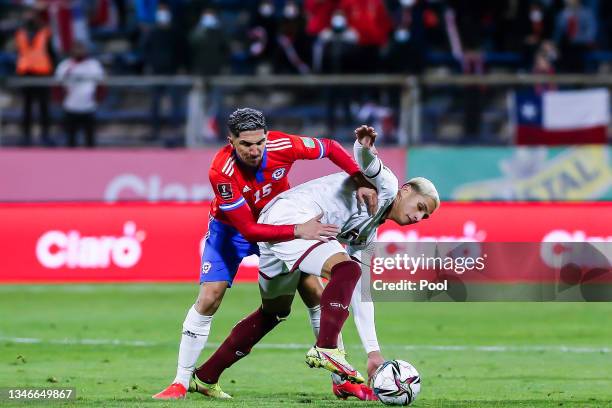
[36, 222, 145, 269]
[104, 174, 214, 202]
[378, 221, 487, 242]
[540, 229, 612, 268]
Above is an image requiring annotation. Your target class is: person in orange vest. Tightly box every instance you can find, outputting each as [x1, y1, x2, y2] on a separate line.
[15, 9, 55, 146]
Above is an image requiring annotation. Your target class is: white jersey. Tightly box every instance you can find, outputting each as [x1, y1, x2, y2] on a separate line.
[261, 141, 399, 250]
[55, 58, 105, 113]
[257, 140, 387, 354]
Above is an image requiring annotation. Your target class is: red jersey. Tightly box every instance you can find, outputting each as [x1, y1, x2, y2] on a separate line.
[208, 130, 360, 242]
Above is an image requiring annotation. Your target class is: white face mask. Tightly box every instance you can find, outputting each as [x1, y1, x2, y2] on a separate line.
[400, 0, 416, 7]
[395, 28, 410, 42]
[201, 14, 218, 28]
[259, 3, 274, 17]
[331, 15, 347, 30]
[156, 9, 171, 25]
[530, 9, 543, 23]
[284, 5, 299, 19]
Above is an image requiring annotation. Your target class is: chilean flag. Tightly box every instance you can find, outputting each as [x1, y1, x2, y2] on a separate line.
[514, 89, 609, 145]
[47, 0, 90, 54]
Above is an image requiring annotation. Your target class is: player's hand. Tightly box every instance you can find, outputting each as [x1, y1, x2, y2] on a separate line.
[366, 350, 386, 385]
[351, 172, 378, 215]
[295, 213, 340, 242]
[355, 125, 378, 154]
[357, 186, 378, 216]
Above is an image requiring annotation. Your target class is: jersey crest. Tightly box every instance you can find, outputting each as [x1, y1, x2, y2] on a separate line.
[272, 167, 286, 180]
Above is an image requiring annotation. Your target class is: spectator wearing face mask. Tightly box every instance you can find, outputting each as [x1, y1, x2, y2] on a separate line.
[189, 8, 229, 77]
[187, 7, 229, 141]
[519, 1, 555, 70]
[249, 0, 280, 74]
[142, 3, 186, 141]
[142, 4, 185, 75]
[55, 41, 105, 148]
[383, 0, 426, 74]
[313, 9, 359, 137]
[274, 0, 312, 74]
[312, 9, 359, 74]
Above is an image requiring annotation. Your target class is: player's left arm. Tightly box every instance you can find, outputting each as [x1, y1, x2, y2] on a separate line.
[348, 243, 385, 381]
[288, 133, 378, 214]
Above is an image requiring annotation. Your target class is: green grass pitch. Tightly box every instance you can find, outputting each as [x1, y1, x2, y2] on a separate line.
[1, 283, 611, 407]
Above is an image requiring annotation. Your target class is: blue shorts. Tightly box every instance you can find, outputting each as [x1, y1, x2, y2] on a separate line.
[199, 218, 259, 287]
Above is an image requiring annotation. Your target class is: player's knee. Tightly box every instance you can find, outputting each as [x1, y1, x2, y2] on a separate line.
[275, 308, 291, 321]
[321, 252, 353, 278]
[298, 275, 323, 308]
[196, 289, 225, 315]
[261, 304, 291, 322]
[329, 259, 361, 281]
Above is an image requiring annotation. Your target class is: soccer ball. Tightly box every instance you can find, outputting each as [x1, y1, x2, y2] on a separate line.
[371, 360, 421, 406]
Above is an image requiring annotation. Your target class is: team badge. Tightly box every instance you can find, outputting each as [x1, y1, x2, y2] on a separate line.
[201, 262, 212, 274]
[301, 137, 316, 148]
[272, 168, 286, 180]
[217, 183, 233, 200]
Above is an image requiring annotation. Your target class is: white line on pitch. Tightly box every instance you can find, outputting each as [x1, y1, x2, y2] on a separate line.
[0, 336, 610, 354]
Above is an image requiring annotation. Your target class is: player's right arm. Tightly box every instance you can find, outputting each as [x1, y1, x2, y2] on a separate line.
[210, 169, 338, 242]
[353, 126, 398, 197]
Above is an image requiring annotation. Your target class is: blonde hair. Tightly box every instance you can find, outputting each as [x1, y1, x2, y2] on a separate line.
[402, 177, 440, 212]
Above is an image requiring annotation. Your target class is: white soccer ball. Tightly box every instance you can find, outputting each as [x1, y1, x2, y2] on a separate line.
[371, 360, 421, 406]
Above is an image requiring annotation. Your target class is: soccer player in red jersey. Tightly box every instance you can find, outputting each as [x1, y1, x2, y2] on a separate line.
[153, 108, 377, 400]
[188, 126, 439, 402]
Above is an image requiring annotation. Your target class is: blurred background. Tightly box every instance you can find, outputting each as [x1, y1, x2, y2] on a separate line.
[0, 0, 610, 282]
[2, 0, 612, 146]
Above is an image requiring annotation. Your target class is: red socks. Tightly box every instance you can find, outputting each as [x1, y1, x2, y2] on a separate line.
[316, 260, 361, 349]
[194, 307, 284, 384]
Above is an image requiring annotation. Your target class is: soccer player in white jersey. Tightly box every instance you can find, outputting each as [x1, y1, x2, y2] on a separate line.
[190, 126, 440, 398]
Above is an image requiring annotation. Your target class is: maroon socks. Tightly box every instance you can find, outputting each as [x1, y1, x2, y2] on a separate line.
[316, 260, 361, 349]
[194, 307, 284, 384]
[194, 259, 361, 384]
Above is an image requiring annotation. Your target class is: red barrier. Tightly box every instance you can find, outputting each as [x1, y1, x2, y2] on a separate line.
[0, 202, 610, 283]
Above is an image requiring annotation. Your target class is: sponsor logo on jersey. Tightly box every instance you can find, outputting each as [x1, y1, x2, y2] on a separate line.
[217, 183, 233, 200]
[201, 262, 212, 274]
[243, 185, 251, 193]
[272, 167, 286, 180]
[301, 137, 316, 148]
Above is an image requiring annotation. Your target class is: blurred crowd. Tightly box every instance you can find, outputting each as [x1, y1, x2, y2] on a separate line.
[2, 0, 612, 79]
[1, 0, 611, 147]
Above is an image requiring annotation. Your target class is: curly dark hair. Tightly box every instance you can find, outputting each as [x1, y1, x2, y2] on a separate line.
[227, 108, 267, 137]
